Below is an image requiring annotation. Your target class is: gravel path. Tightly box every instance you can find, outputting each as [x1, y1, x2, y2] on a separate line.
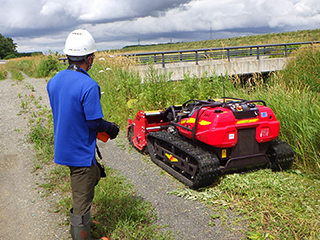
[0, 73, 245, 240]
[0, 74, 69, 240]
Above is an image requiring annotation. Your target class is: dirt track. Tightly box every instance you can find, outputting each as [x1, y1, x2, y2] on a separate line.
[0, 74, 69, 239]
[0, 73, 245, 240]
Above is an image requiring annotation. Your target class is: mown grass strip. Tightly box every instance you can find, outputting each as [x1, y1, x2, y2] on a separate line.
[171, 169, 320, 239]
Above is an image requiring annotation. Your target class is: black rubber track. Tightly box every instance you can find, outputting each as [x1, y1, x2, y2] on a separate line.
[147, 131, 220, 189]
[267, 139, 295, 171]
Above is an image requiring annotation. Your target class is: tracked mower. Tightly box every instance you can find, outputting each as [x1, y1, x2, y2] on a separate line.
[127, 97, 294, 189]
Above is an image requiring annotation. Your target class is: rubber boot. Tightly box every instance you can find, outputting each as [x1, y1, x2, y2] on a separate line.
[70, 209, 91, 240]
[70, 224, 108, 240]
[70, 223, 91, 240]
[70, 209, 108, 240]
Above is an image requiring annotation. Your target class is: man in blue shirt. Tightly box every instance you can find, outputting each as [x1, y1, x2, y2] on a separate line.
[47, 29, 118, 240]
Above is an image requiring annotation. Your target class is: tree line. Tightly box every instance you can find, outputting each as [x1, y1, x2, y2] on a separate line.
[0, 33, 42, 59]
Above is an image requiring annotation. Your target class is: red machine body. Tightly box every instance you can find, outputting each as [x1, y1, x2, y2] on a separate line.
[127, 98, 293, 189]
[176, 104, 279, 148]
[128, 99, 279, 150]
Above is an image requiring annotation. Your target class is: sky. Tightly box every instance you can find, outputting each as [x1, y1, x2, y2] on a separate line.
[1, 0, 320, 54]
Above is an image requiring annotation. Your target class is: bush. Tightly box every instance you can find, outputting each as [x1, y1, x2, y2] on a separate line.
[4, 55, 62, 79]
[4, 54, 17, 60]
[36, 55, 60, 78]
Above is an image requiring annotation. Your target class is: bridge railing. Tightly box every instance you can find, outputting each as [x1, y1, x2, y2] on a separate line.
[59, 41, 320, 67]
[122, 41, 320, 68]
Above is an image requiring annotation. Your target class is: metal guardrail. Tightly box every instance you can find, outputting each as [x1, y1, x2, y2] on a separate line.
[59, 41, 320, 68]
[122, 41, 320, 68]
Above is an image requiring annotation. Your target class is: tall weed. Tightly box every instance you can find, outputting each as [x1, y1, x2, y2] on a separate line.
[94, 53, 237, 126]
[280, 44, 320, 92]
[229, 79, 320, 173]
[5, 55, 62, 78]
[0, 65, 7, 80]
[92, 53, 142, 125]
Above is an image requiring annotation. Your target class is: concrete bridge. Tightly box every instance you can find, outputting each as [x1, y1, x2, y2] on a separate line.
[125, 42, 319, 81]
[132, 56, 289, 81]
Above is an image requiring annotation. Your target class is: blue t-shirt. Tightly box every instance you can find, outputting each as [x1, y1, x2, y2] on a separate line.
[47, 68, 104, 167]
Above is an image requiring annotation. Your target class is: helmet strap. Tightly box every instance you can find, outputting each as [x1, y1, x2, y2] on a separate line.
[84, 54, 94, 71]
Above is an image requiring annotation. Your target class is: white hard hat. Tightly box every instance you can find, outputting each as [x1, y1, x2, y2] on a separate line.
[63, 29, 97, 56]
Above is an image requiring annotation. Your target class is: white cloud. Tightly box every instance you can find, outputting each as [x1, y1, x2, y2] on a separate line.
[0, 0, 320, 53]
[92, 0, 320, 39]
[77, 0, 135, 21]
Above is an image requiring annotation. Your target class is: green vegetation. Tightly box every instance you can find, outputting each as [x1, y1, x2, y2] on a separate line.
[0, 33, 17, 59]
[35, 55, 61, 78]
[5, 55, 62, 80]
[0, 64, 7, 80]
[171, 169, 320, 239]
[0, 32, 44, 59]
[120, 28, 320, 53]
[92, 168, 173, 239]
[9, 29, 320, 239]
[280, 46, 320, 92]
[4, 59, 25, 80]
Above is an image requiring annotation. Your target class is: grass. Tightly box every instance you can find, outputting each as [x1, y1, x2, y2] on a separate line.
[5, 55, 62, 79]
[91, 167, 173, 240]
[171, 169, 320, 239]
[0, 64, 7, 80]
[8, 28, 320, 239]
[119, 28, 320, 53]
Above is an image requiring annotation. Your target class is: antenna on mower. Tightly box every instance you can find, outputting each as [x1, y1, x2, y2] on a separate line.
[221, 73, 226, 103]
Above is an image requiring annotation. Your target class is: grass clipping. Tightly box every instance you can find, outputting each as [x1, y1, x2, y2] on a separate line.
[171, 169, 320, 239]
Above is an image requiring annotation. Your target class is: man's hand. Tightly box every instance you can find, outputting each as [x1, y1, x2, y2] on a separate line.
[107, 122, 120, 139]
